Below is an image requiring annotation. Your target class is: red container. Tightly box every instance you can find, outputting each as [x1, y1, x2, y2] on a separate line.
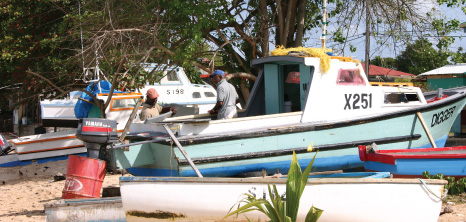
[62, 155, 106, 199]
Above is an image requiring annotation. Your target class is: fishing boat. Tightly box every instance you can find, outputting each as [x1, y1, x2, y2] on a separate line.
[40, 65, 217, 127]
[120, 175, 446, 222]
[139, 63, 218, 116]
[359, 144, 466, 179]
[5, 92, 144, 167]
[111, 51, 466, 177]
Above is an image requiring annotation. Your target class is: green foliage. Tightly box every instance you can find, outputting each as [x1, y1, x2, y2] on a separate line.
[423, 171, 466, 195]
[225, 151, 323, 222]
[370, 56, 396, 69]
[0, 0, 81, 102]
[451, 47, 466, 64]
[395, 39, 450, 75]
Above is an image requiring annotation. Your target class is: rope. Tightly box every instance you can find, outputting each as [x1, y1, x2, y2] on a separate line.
[418, 178, 448, 200]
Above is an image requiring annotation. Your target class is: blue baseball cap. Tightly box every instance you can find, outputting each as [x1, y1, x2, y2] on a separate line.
[209, 70, 225, 78]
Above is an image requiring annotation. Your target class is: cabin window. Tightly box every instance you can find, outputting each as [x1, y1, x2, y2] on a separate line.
[167, 70, 179, 81]
[384, 92, 420, 104]
[111, 98, 138, 110]
[192, 92, 201, 98]
[204, 92, 215, 97]
[337, 69, 366, 86]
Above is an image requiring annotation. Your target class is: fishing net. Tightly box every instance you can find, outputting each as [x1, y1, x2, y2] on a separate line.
[270, 46, 360, 73]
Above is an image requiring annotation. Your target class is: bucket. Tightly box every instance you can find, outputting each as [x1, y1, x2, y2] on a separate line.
[284, 101, 292, 112]
[62, 155, 106, 199]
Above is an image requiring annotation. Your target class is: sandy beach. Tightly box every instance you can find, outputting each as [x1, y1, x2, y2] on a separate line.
[1, 159, 466, 221]
[0, 159, 120, 221]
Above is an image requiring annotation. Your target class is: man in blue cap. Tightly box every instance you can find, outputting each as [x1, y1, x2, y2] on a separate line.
[208, 70, 239, 119]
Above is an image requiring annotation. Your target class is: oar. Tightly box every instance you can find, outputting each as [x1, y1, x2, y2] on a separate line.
[120, 97, 143, 142]
[416, 112, 437, 148]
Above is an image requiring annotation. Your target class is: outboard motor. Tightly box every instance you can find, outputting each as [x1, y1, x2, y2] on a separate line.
[76, 118, 118, 160]
[0, 133, 11, 156]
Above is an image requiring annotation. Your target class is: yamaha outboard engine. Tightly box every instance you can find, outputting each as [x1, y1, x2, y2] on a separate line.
[0, 133, 12, 156]
[76, 118, 118, 160]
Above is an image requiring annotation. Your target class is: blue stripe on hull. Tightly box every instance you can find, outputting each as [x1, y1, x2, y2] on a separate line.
[364, 158, 466, 176]
[0, 160, 20, 167]
[413, 134, 448, 149]
[126, 154, 362, 177]
[126, 167, 180, 177]
[18, 153, 87, 166]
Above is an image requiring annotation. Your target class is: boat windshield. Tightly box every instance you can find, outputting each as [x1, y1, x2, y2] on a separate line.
[111, 98, 138, 110]
[337, 69, 366, 86]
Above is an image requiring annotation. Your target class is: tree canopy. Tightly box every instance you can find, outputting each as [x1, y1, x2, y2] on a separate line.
[1, 0, 465, 108]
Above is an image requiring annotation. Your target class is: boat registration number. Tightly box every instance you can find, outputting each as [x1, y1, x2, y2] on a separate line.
[431, 106, 456, 127]
[344, 93, 372, 110]
[167, 89, 184, 95]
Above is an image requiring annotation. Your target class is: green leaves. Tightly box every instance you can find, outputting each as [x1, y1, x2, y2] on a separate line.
[226, 151, 323, 222]
[423, 171, 466, 195]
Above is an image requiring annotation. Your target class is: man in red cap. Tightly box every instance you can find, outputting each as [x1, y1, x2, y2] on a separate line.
[140, 88, 177, 121]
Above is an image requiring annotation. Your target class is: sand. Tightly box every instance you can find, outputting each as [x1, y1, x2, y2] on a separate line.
[1, 159, 466, 222]
[0, 159, 120, 221]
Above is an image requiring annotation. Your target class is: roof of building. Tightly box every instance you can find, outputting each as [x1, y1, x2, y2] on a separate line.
[361, 63, 415, 77]
[418, 63, 466, 76]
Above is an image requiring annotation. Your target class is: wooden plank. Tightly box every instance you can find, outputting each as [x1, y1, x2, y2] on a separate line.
[120, 97, 143, 141]
[416, 112, 437, 148]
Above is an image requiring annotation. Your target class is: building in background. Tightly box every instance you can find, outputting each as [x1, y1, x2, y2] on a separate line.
[418, 63, 466, 135]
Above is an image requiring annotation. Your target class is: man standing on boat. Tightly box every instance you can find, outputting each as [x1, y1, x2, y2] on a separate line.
[140, 88, 177, 121]
[208, 70, 239, 119]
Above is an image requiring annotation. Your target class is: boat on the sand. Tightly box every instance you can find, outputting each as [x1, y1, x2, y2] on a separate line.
[120, 175, 446, 222]
[359, 144, 466, 179]
[112, 51, 466, 177]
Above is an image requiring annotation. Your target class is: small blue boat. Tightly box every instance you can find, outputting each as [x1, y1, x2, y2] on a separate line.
[359, 145, 466, 179]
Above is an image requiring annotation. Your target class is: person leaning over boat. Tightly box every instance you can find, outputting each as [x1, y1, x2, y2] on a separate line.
[208, 70, 239, 119]
[139, 88, 177, 121]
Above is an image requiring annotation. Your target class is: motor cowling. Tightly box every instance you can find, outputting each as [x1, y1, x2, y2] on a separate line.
[0, 133, 11, 156]
[76, 118, 118, 159]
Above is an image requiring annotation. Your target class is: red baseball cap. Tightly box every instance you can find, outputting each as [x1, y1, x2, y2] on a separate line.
[146, 88, 159, 99]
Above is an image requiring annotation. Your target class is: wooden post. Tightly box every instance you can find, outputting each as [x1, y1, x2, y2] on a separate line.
[365, 0, 371, 78]
[416, 112, 437, 148]
[163, 124, 203, 177]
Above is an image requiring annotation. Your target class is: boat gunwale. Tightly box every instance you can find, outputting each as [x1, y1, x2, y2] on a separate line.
[11, 135, 79, 145]
[119, 176, 448, 185]
[43, 197, 122, 208]
[365, 146, 466, 165]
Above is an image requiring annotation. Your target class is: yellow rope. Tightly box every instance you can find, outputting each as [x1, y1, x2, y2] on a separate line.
[270, 46, 360, 73]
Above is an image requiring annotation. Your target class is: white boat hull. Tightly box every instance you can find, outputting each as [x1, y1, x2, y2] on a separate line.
[10, 130, 85, 162]
[44, 197, 125, 222]
[120, 177, 446, 222]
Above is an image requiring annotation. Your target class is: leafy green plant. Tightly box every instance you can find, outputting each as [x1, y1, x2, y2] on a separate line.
[225, 151, 323, 222]
[423, 171, 466, 195]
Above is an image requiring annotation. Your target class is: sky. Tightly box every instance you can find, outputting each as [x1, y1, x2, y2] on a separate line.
[302, 1, 466, 61]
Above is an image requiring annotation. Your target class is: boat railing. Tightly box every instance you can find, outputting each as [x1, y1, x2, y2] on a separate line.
[370, 82, 413, 87]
